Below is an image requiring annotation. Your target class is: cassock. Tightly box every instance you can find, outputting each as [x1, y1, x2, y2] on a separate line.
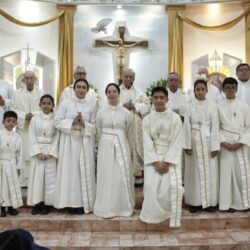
[218, 98, 250, 210]
[0, 128, 23, 208]
[139, 109, 183, 227]
[27, 112, 59, 206]
[167, 88, 190, 116]
[0, 79, 13, 129]
[60, 83, 97, 106]
[13, 86, 44, 186]
[94, 104, 135, 218]
[188, 83, 221, 103]
[54, 96, 96, 212]
[119, 84, 150, 180]
[183, 99, 220, 208]
[237, 79, 250, 106]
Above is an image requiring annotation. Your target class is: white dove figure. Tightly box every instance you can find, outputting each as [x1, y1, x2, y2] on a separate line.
[91, 18, 112, 34]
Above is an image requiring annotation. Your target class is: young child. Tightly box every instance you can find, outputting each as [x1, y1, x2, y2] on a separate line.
[218, 77, 250, 212]
[27, 94, 59, 215]
[140, 87, 183, 227]
[183, 79, 220, 213]
[0, 111, 23, 217]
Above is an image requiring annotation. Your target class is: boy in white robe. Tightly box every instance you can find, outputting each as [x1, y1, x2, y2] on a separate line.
[0, 111, 23, 217]
[140, 87, 183, 227]
[218, 77, 250, 212]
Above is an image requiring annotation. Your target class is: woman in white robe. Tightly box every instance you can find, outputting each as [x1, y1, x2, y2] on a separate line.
[139, 87, 183, 227]
[94, 83, 135, 218]
[218, 77, 250, 211]
[27, 95, 59, 215]
[183, 79, 220, 213]
[54, 79, 96, 215]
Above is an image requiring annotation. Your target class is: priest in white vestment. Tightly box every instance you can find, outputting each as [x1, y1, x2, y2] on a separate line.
[140, 87, 183, 227]
[94, 83, 135, 218]
[59, 66, 97, 106]
[183, 79, 220, 213]
[187, 67, 221, 103]
[54, 79, 96, 215]
[0, 79, 13, 129]
[167, 72, 190, 117]
[120, 68, 150, 186]
[13, 71, 45, 187]
[218, 77, 250, 212]
[236, 63, 250, 106]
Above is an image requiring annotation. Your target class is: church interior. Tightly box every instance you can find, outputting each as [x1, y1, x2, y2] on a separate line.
[0, 0, 250, 249]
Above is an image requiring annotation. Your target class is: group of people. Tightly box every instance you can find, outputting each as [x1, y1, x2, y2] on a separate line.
[0, 63, 250, 228]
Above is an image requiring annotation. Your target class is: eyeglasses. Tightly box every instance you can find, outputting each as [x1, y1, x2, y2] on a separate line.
[75, 72, 86, 75]
[238, 68, 250, 72]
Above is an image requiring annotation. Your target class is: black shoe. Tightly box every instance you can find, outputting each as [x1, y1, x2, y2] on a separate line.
[228, 208, 236, 213]
[189, 206, 202, 213]
[8, 207, 18, 216]
[1, 207, 6, 217]
[204, 206, 216, 213]
[40, 205, 50, 215]
[68, 208, 75, 215]
[31, 204, 41, 215]
[76, 207, 85, 215]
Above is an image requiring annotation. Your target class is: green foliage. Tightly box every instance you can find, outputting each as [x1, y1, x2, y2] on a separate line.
[146, 79, 168, 97]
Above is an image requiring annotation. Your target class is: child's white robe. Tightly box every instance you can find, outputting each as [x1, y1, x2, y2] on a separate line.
[139, 109, 183, 227]
[218, 98, 250, 210]
[27, 112, 59, 206]
[0, 128, 23, 208]
[183, 99, 220, 208]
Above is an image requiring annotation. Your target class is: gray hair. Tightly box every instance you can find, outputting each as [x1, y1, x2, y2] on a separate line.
[74, 66, 86, 74]
[167, 72, 181, 81]
[123, 68, 135, 78]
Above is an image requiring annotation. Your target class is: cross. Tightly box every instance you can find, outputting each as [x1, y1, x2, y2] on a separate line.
[210, 50, 221, 72]
[95, 26, 148, 85]
[22, 43, 34, 71]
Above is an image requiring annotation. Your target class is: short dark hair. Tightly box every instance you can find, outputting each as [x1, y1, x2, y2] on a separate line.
[3, 111, 18, 121]
[105, 83, 120, 94]
[194, 79, 207, 91]
[151, 86, 168, 98]
[40, 94, 55, 105]
[222, 77, 238, 89]
[73, 79, 89, 90]
[236, 63, 250, 73]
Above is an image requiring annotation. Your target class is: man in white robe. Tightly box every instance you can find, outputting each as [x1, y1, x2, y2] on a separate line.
[187, 67, 221, 103]
[0, 79, 13, 129]
[218, 77, 250, 212]
[13, 71, 45, 187]
[120, 68, 150, 186]
[167, 72, 190, 118]
[236, 63, 250, 106]
[140, 87, 183, 227]
[59, 66, 97, 106]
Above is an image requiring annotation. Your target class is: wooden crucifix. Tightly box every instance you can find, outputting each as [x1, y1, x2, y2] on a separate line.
[95, 26, 148, 85]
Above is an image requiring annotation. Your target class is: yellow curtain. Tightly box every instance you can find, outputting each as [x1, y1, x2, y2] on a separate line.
[0, 8, 64, 26]
[178, 8, 250, 31]
[56, 5, 76, 103]
[168, 6, 250, 85]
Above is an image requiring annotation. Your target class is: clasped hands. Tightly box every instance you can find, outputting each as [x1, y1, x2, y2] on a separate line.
[0, 95, 5, 106]
[154, 161, 170, 175]
[37, 153, 52, 161]
[73, 112, 85, 127]
[25, 113, 33, 121]
[123, 102, 136, 111]
[221, 142, 242, 151]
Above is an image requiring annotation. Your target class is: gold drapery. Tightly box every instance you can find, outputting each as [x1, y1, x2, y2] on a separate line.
[0, 8, 64, 26]
[168, 6, 250, 82]
[56, 4, 76, 103]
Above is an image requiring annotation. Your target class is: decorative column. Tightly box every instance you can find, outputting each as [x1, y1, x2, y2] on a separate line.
[243, 1, 250, 65]
[165, 5, 185, 87]
[56, 4, 76, 103]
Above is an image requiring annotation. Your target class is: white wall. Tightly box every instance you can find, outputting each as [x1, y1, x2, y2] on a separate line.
[183, 3, 245, 90]
[0, 0, 58, 96]
[74, 5, 168, 102]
